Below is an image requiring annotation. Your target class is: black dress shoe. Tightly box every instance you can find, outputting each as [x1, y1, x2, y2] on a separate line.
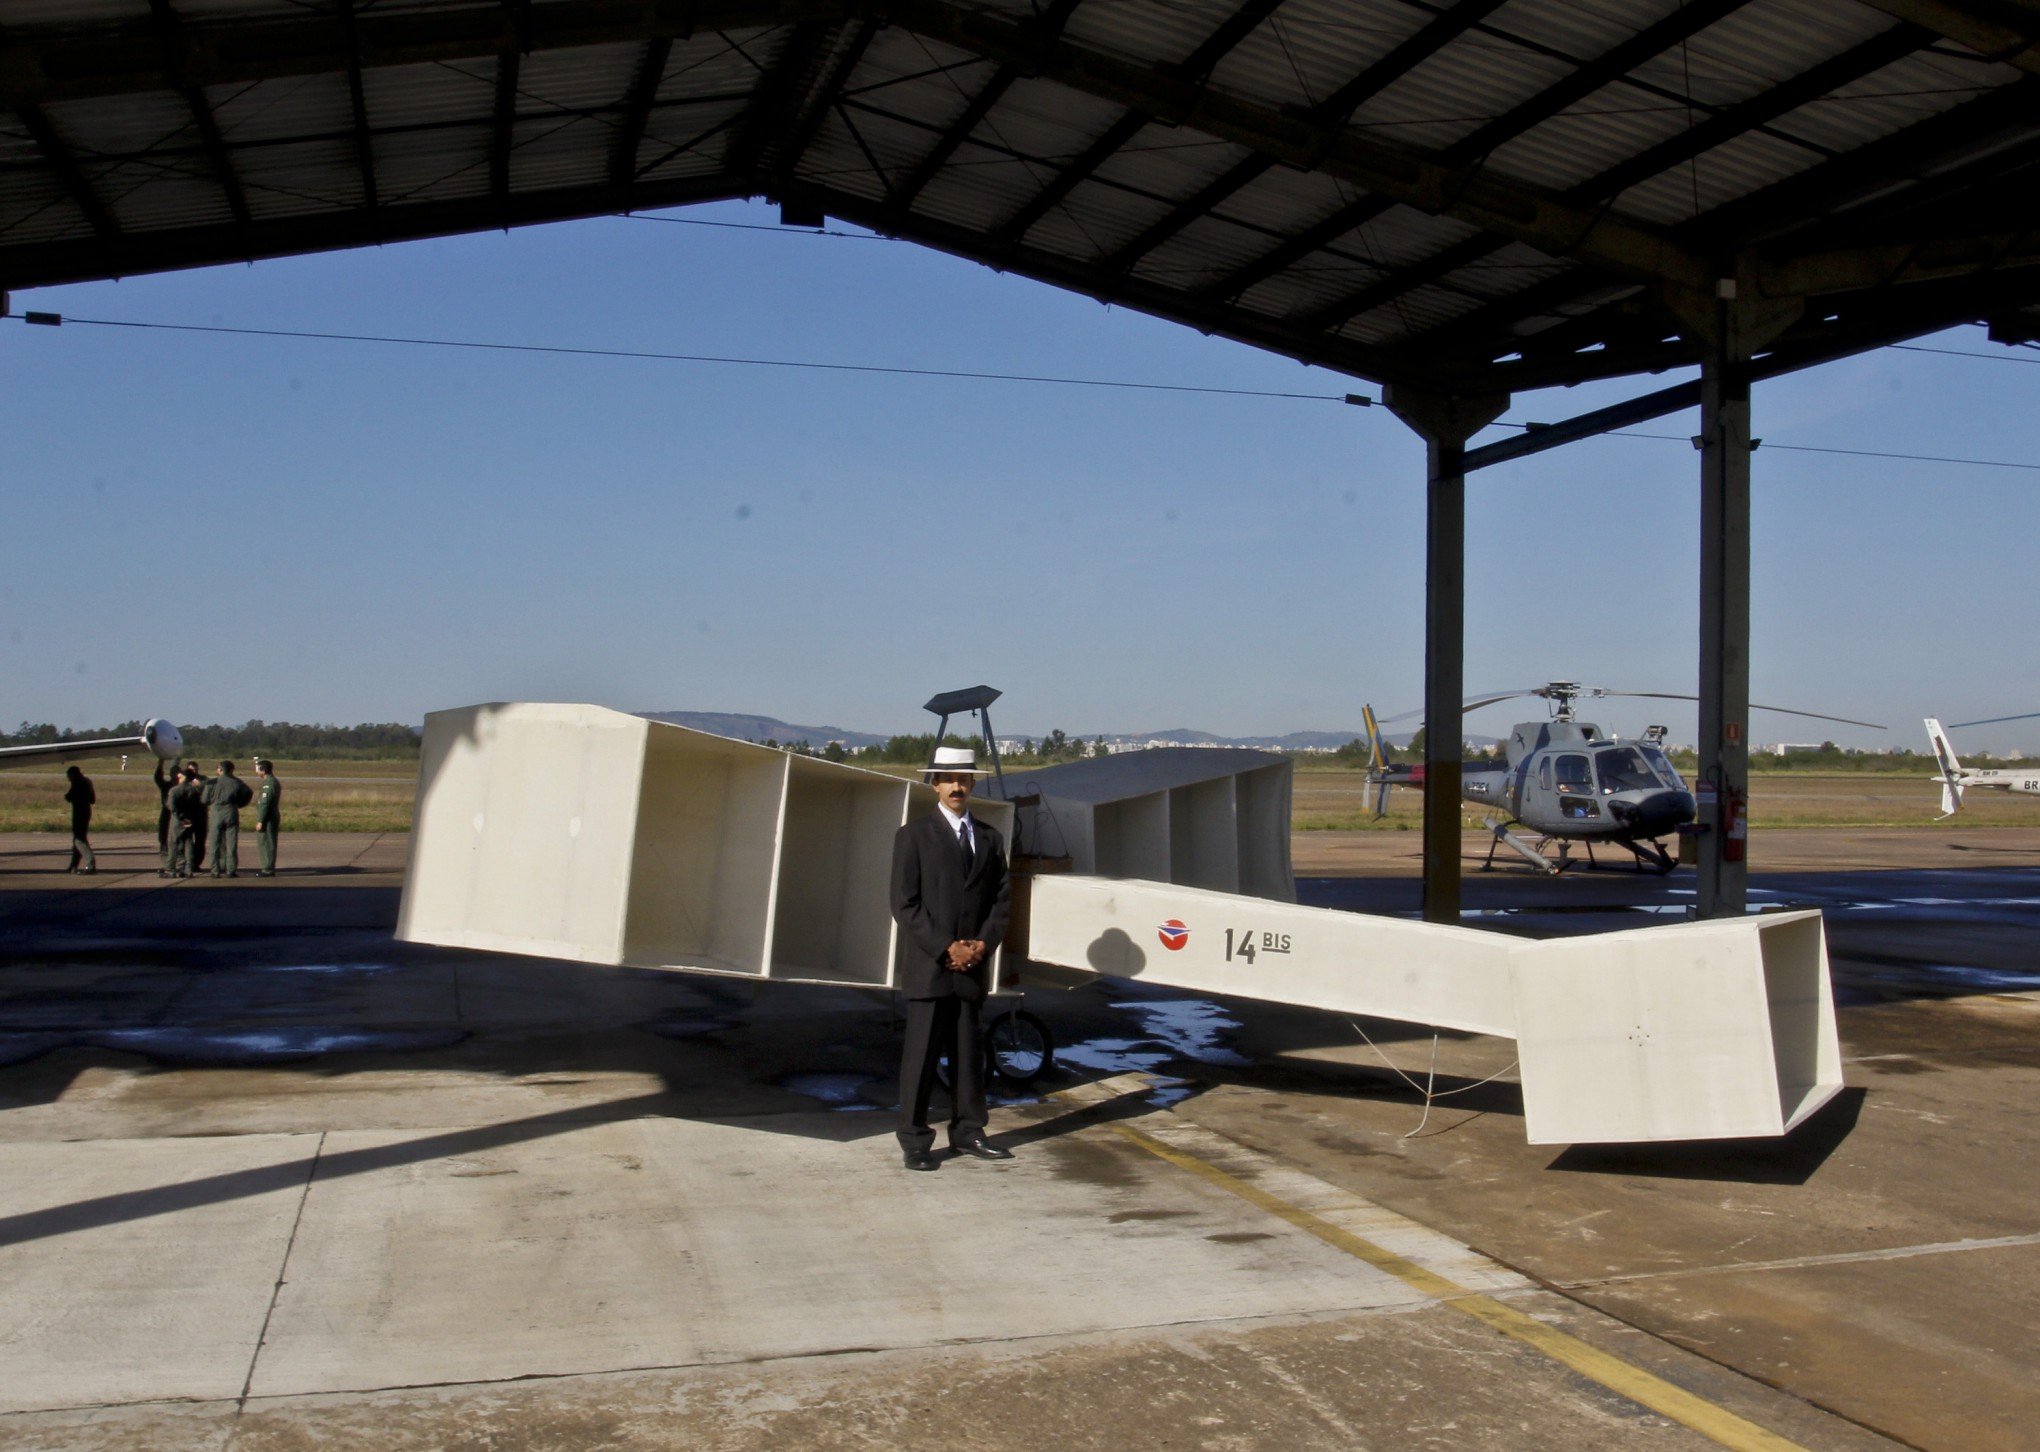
[951, 1137, 1014, 1161]
[903, 1149, 940, 1172]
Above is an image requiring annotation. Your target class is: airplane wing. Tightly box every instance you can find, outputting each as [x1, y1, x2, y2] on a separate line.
[0, 719, 184, 771]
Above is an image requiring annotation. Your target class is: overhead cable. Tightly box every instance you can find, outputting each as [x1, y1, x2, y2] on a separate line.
[9, 312, 2037, 472]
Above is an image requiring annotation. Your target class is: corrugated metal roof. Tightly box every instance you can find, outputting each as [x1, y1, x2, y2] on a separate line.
[6, 0, 2037, 392]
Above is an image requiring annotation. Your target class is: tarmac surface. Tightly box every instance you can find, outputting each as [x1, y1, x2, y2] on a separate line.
[1, 830, 2035, 1450]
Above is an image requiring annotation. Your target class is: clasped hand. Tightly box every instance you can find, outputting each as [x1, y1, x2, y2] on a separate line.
[944, 939, 985, 970]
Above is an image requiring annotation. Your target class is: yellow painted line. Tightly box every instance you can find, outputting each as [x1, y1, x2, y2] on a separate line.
[1107, 1118, 1811, 1452]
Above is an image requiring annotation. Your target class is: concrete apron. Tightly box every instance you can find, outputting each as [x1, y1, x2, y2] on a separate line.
[0, 1075, 1882, 1450]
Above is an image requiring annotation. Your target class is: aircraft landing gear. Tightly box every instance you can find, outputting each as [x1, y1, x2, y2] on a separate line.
[1481, 816, 1563, 874]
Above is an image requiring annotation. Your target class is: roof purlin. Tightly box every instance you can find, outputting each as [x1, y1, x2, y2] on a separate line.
[0, 0, 849, 108]
[1300, 21, 1933, 338]
[880, 0, 1716, 294]
[1100, 0, 1514, 280]
[15, 102, 120, 241]
[796, 178, 1463, 393]
[338, 0, 380, 218]
[0, 173, 748, 291]
[993, 0, 1285, 247]
[1850, 0, 2040, 76]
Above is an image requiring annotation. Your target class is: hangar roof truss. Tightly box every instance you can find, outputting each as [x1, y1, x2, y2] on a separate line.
[6, 0, 2039, 394]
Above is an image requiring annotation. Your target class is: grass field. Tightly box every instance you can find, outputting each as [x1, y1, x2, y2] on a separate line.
[7, 758, 2037, 835]
[0, 759, 416, 834]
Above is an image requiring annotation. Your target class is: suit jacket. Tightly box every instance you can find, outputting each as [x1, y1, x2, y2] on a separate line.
[890, 808, 1010, 1001]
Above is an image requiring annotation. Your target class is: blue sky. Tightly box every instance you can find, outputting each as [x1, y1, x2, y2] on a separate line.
[6, 198, 2039, 754]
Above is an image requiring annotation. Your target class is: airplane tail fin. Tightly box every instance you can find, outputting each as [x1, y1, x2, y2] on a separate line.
[1925, 717, 1964, 817]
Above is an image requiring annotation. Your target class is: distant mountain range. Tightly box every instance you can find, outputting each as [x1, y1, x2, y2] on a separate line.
[638, 711, 1417, 752]
[638, 711, 890, 749]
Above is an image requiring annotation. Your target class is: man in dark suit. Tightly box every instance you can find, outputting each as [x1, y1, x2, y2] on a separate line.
[890, 744, 1012, 1172]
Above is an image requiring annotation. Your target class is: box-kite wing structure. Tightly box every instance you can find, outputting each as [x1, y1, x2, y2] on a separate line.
[399, 703, 1842, 1144]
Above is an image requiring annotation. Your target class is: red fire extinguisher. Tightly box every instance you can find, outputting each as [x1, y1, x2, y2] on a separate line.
[1722, 782, 1747, 863]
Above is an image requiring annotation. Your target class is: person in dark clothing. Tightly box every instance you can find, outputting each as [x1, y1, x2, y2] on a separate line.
[153, 757, 178, 855]
[251, 758, 282, 876]
[165, 765, 206, 877]
[889, 745, 1012, 1171]
[205, 761, 254, 878]
[64, 766, 96, 874]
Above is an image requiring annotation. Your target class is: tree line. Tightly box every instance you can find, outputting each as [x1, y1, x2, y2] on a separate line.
[4, 720, 422, 759]
[767, 729, 1112, 766]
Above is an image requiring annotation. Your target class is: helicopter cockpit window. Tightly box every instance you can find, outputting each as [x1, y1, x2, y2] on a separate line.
[1594, 746, 1660, 793]
[1538, 758, 1553, 792]
[1640, 745, 1685, 789]
[1553, 754, 1592, 793]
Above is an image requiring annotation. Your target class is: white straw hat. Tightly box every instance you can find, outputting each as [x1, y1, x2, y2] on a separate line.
[925, 745, 990, 776]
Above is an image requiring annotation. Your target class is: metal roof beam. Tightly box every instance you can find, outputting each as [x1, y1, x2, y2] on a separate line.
[491, 3, 528, 211]
[1459, 276, 2040, 470]
[1762, 226, 2040, 297]
[1196, 0, 1747, 307]
[612, 37, 675, 186]
[148, 0, 249, 231]
[888, 0, 1712, 289]
[16, 103, 120, 241]
[1851, 0, 2040, 76]
[1298, 20, 1928, 336]
[1195, 196, 1395, 303]
[1100, 0, 1511, 278]
[337, 0, 379, 217]
[993, 0, 1285, 246]
[1571, 22, 1933, 207]
[0, 173, 745, 291]
[1419, 74, 2040, 367]
[994, 111, 1146, 244]
[723, 20, 836, 182]
[1474, 262, 2040, 394]
[1295, 233, 1499, 333]
[793, 179, 1455, 391]
[775, 16, 885, 184]
[1, 0, 848, 107]
[1693, 74, 2040, 248]
[888, 0, 1084, 215]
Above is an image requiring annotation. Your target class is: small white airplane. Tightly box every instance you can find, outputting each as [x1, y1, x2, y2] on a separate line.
[1925, 714, 2040, 817]
[0, 719, 184, 772]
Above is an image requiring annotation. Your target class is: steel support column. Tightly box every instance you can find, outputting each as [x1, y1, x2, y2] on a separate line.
[1695, 290, 1753, 919]
[1386, 386, 1507, 923]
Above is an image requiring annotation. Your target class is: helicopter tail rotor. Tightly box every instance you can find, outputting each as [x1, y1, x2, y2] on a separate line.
[1362, 705, 1392, 818]
[1925, 717, 1966, 818]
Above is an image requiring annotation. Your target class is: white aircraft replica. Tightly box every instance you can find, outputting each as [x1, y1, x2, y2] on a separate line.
[0, 719, 184, 771]
[1925, 714, 2040, 817]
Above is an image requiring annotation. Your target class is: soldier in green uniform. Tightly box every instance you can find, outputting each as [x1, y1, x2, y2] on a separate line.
[205, 761, 254, 878]
[251, 758, 282, 876]
[64, 766, 96, 874]
[166, 765, 205, 877]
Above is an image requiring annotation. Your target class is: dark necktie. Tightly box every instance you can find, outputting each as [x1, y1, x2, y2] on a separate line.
[956, 820, 972, 866]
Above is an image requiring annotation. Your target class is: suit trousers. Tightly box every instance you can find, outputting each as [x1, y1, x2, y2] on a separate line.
[897, 995, 986, 1153]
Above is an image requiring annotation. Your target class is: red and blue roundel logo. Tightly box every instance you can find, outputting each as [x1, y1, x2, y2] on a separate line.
[1157, 920, 1190, 951]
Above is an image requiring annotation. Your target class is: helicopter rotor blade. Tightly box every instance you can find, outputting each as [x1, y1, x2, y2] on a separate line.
[1949, 710, 2040, 729]
[1598, 689, 1884, 730]
[1377, 689, 1543, 725]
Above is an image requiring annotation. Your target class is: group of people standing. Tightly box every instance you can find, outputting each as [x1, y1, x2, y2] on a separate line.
[154, 758, 282, 878]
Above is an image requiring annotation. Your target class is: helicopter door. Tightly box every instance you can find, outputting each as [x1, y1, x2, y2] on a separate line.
[1553, 754, 1598, 819]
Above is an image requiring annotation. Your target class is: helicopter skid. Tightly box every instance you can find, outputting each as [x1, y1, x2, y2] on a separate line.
[1481, 817, 1564, 874]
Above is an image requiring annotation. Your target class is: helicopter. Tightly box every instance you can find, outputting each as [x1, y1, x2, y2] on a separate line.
[1925, 713, 2040, 817]
[1364, 683, 1883, 875]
